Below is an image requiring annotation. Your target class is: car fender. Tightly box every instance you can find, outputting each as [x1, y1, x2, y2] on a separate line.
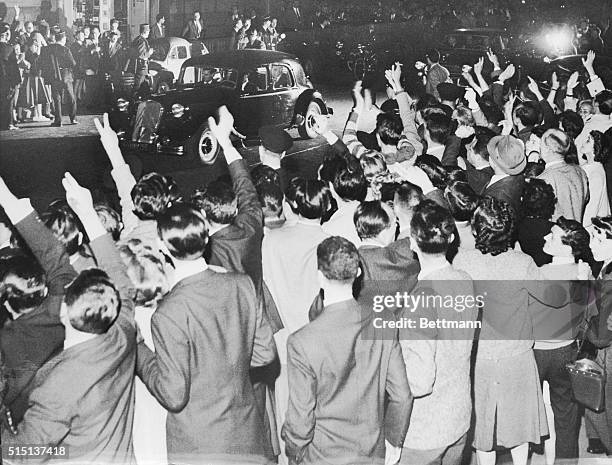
[293, 90, 328, 119]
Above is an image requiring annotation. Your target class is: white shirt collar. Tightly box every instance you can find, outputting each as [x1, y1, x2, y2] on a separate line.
[545, 159, 565, 169]
[64, 327, 97, 350]
[418, 260, 451, 280]
[486, 173, 509, 188]
[172, 257, 208, 286]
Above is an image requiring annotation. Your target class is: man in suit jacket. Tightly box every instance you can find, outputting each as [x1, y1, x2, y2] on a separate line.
[284, 1, 305, 31]
[150, 14, 166, 40]
[0, 186, 75, 426]
[0, 23, 21, 130]
[282, 236, 413, 465]
[466, 129, 495, 194]
[130, 24, 153, 93]
[481, 134, 526, 218]
[425, 49, 449, 100]
[0, 174, 138, 464]
[137, 200, 277, 464]
[182, 11, 204, 41]
[40, 30, 77, 126]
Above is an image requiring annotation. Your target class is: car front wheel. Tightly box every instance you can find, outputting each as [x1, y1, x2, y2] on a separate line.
[298, 100, 323, 139]
[188, 122, 220, 164]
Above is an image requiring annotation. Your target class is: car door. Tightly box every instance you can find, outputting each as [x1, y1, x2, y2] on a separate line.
[236, 65, 275, 136]
[269, 63, 299, 127]
[167, 44, 189, 80]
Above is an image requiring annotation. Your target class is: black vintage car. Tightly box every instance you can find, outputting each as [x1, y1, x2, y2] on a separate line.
[110, 50, 332, 164]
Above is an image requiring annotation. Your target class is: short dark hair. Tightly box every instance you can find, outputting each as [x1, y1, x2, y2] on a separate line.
[523, 160, 546, 178]
[558, 110, 584, 140]
[42, 202, 85, 256]
[410, 199, 455, 254]
[556, 217, 594, 264]
[415, 155, 448, 190]
[521, 178, 556, 220]
[376, 113, 403, 146]
[478, 98, 504, 126]
[472, 196, 516, 256]
[514, 102, 541, 127]
[251, 164, 281, 189]
[445, 181, 480, 222]
[156, 13, 165, 22]
[393, 182, 423, 215]
[595, 90, 612, 116]
[424, 113, 451, 145]
[110, 18, 119, 25]
[53, 30, 66, 42]
[445, 166, 467, 184]
[191, 180, 237, 225]
[257, 181, 284, 219]
[472, 126, 496, 161]
[94, 204, 123, 241]
[425, 48, 440, 63]
[591, 130, 610, 164]
[157, 202, 208, 260]
[286, 178, 333, 220]
[131, 172, 178, 221]
[317, 236, 360, 282]
[327, 156, 368, 202]
[64, 268, 119, 334]
[354, 201, 394, 240]
[0, 253, 47, 313]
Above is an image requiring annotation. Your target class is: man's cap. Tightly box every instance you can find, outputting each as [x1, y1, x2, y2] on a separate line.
[437, 82, 465, 101]
[140, 23, 150, 30]
[259, 126, 293, 153]
[380, 98, 399, 115]
[487, 135, 526, 175]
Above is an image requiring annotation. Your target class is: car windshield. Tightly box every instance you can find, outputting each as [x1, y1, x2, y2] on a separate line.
[179, 65, 239, 88]
[444, 33, 504, 52]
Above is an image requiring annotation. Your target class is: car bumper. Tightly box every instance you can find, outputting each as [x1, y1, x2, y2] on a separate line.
[120, 140, 185, 156]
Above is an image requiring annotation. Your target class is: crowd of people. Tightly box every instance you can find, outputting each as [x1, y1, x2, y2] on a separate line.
[1, 5, 612, 458]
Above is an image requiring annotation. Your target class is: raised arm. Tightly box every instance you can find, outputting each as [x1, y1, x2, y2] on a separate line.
[0, 177, 76, 295]
[62, 172, 136, 328]
[94, 113, 139, 234]
[342, 81, 369, 159]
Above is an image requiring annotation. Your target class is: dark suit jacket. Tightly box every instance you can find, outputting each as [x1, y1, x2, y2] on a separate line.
[358, 239, 420, 306]
[284, 9, 304, 31]
[1, 234, 137, 464]
[40, 43, 76, 83]
[150, 23, 165, 40]
[0, 213, 75, 425]
[282, 299, 412, 464]
[182, 19, 204, 40]
[466, 163, 494, 195]
[481, 174, 525, 218]
[137, 268, 276, 463]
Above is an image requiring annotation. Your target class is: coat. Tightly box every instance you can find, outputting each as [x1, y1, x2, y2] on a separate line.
[282, 299, 413, 464]
[182, 19, 204, 40]
[481, 174, 525, 218]
[0, 212, 74, 425]
[136, 268, 277, 463]
[150, 23, 165, 40]
[1, 233, 138, 464]
[40, 43, 76, 83]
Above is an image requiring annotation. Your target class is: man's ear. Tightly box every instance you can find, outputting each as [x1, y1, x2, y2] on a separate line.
[317, 270, 326, 288]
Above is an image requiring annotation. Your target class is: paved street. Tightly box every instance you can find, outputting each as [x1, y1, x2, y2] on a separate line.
[0, 84, 354, 211]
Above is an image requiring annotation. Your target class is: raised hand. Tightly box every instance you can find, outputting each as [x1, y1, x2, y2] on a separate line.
[312, 114, 330, 136]
[526, 76, 542, 98]
[551, 71, 559, 90]
[352, 80, 365, 111]
[566, 71, 579, 91]
[582, 50, 596, 74]
[62, 172, 94, 218]
[486, 49, 500, 69]
[474, 56, 484, 75]
[208, 105, 234, 147]
[94, 113, 123, 166]
[497, 63, 515, 83]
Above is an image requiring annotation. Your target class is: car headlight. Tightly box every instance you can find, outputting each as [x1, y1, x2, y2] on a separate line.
[171, 103, 185, 118]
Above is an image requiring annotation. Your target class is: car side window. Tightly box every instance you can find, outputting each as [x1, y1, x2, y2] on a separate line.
[240, 66, 268, 95]
[270, 64, 294, 90]
[177, 46, 188, 59]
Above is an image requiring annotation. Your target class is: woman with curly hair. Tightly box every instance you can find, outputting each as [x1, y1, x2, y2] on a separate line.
[579, 130, 611, 229]
[453, 196, 568, 465]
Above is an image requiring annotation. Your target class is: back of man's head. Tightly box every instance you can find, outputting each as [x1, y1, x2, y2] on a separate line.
[324, 155, 367, 202]
[424, 113, 451, 145]
[541, 128, 571, 160]
[63, 269, 119, 334]
[513, 102, 541, 128]
[0, 253, 47, 314]
[470, 126, 496, 161]
[157, 202, 209, 260]
[410, 199, 455, 255]
[558, 110, 584, 140]
[595, 90, 612, 116]
[425, 48, 440, 63]
[393, 181, 423, 225]
[131, 172, 178, 221]
[376, 112, 403, 147]
[42, 202, 84, 256]
[191, 180, 237, 225]
[317, 236, 360, 284]
[257, 181, 284, 220]
[354, 200, 395, 241]
[445, 181, 480, 222]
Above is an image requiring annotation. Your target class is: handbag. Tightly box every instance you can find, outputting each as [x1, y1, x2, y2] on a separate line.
[566, 315, 606, 413]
